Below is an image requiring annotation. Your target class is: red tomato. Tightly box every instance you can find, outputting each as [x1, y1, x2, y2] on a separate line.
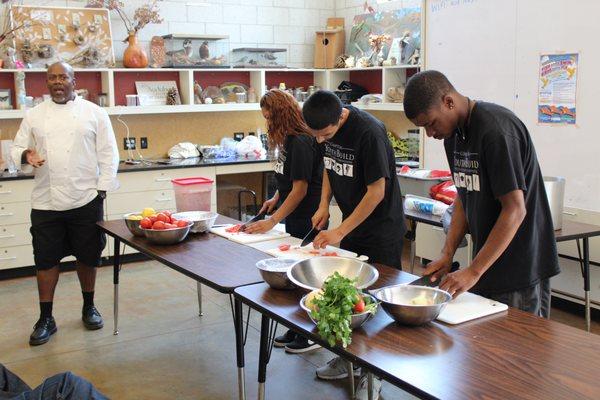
[177, 220, 190, 228]
[353, 297, 365, 313]
[225, 224, 243, 233]
[162, 210, 172, 217]
[278, 244, 291, 251]
[152, 221, 166, 230]
[156, 213, 170, 223]
[170, 218, 179, 225]
[149, 215, 158, 223]
[164, 223, 177, 229]
[140, 218, 152, 229]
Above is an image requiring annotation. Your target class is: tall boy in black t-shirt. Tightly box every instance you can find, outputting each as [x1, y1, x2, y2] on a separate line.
[403, 70, 560, 318]
[302, 91, 405, 398]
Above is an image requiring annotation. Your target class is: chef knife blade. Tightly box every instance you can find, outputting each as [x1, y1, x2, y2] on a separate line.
[409, 262, 461, 287]
[239, 211, 266, 231]
[300, 226, 320, 247]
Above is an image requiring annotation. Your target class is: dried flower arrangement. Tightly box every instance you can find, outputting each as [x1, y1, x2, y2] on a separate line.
[1, 0, 29, 48]
[86, 0, 163, 41]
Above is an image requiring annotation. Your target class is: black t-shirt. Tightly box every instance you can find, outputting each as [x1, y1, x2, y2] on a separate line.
[444, 101, 560, 294]
[274, 133, 323, 221]
[320, 106, 406, 246]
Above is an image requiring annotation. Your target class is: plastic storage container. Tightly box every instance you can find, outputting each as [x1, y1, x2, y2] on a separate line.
[162, 34, 229, 68]
[232, 47, 287, 68]
[172, 177, 214, 212]
[396, 169, 451, 197]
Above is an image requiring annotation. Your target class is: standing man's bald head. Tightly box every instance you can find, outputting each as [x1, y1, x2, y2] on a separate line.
[47, 62, 76, 104]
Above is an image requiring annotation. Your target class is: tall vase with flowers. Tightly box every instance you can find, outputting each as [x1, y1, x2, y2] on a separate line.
[87, 0, 163, 68]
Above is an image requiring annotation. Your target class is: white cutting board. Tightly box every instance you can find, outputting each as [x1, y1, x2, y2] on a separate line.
[210, 224, 290, 244]
[264, 243, 359, 260]
[436, 292, 508, 324]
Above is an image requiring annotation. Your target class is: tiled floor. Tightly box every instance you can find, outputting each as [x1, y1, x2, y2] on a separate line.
[0, 257, 597, 399]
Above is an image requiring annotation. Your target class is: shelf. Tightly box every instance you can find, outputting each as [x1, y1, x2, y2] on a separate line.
[108, 103, 260, 115]
[0, 110, 25, 119]
[352, 102, 405, 112]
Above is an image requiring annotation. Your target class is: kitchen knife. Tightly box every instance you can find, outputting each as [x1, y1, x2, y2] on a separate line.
[409, 262, 461, 287]
[239, 211, 266, 231]
[300, 226, 320, 247]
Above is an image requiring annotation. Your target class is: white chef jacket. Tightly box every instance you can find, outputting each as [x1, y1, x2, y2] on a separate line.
[10, 96, 119, 211]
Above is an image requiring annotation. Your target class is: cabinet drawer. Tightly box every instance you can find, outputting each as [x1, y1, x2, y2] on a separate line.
[415, 223, 472, 267]
[0, 245, 35, 270]
[0, 223, 32, 248]
[106, 190, 176, 216]
[0, 202, 31, 225]
[0, 180, 34, 203]
[116, 168, 215, 194]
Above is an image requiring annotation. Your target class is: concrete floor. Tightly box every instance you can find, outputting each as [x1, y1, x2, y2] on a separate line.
[0, 258, 597, 399]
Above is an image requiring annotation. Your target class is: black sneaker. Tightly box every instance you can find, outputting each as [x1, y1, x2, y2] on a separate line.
[284, 335, 321, 354]
[273, 329, 296, 348]
[29, 316, 57, 346]
[82, 306, 104, 330]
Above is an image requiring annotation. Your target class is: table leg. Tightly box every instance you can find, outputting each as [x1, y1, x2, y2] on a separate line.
[113, 237, 120, 336]
[258, 315, 269, 400]
[583, 237, 591, 332]
[197, 282, 203, 317]
[233, 297, 246, 400]
[367, 372, 374, 400]
[408, 220, 417, 274]
[347, 361, 355, 398]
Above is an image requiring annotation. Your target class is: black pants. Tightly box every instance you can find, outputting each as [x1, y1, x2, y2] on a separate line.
[479, 279, 552, 318]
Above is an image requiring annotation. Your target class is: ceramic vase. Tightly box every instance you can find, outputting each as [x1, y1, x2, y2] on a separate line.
[123, 32, 148, 68]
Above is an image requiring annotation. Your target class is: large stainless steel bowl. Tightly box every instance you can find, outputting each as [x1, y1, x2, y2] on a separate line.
[172, 211, 218, 233]
[123, 213, 145, 237]
[255, 258, 297, 290]
[287, 256, 379, 292]
[371, 284, 451, 326]
[142, 223, 192, 245]
[299, 291, 378, 329]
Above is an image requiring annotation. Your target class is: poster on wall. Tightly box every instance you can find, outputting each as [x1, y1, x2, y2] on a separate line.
[537, 53, 578, 124]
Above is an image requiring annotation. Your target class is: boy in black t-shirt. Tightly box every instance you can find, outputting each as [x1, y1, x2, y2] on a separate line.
[403, 70, 560, 318]
[302, 90, 405, 400]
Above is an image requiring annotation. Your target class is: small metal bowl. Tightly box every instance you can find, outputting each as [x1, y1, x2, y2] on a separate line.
[287, 256, 379, 292]
[123, 213, 145, 237]
[142, 222, 192, 245]
[172, 211, 218, 233]
[299, 291, 378, 329]
[255, 258, 297, 290]
[371, 284, 452, 326]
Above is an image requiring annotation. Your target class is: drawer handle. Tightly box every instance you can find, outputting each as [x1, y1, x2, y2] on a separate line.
[0, 256, 17, 261]
[0, 213, 14, 217]
[0, 190, 12, 194]
[155, 198, 172, 202]
[0, 234, 15, 239]
[154, 178, 171, 182]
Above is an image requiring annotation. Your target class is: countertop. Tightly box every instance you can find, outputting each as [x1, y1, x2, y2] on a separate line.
[0, 156, 274, 182]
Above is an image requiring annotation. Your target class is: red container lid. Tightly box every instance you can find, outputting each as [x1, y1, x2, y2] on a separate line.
[171, 177, 214, 185]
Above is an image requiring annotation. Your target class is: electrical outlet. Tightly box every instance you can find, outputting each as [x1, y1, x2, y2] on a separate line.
[140, 137, 148, 149]
[123, 137, 136, 150]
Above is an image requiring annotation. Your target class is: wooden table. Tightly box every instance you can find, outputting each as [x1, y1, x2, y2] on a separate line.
[235, 270, 600, 400]
[98, 217, 266, 400]
[404, 209, 600, 331]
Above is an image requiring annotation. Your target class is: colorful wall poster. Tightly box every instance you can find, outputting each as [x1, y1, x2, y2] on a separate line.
[538, 53, 578, 124]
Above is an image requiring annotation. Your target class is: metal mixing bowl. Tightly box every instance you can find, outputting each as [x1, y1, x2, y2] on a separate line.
[255, 258, 297, 290]
[172, 211, 218, 233]
[299, 292, 378, 329]
[123, 213, 145, 237]
[371, 284, 452, 326]
[287, 256, 379, 292]
[142, 223, 192, 245]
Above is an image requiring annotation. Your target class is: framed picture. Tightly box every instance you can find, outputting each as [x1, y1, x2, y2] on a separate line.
[135, 81, 179, 106]
[0, 89, 12, 110]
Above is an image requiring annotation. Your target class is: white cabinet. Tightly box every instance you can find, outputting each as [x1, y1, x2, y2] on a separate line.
[415, 223, 473, 268]
[0, 179, 33, 271]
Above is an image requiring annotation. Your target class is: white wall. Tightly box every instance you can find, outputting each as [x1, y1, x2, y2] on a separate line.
[8, 0, 337, 68]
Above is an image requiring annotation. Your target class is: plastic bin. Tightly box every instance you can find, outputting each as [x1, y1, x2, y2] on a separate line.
[172, 177, 214, 212]
[396, 170, 451, 197]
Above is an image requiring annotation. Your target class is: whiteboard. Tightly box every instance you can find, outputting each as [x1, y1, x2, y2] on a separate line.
[424, 0, 600, 212]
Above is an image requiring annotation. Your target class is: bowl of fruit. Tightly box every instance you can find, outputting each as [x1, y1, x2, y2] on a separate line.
[123, 213, 145, 237]
[138, 209, 192, 245]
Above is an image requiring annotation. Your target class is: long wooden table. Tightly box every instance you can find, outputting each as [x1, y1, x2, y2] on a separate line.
[235, 272, 600, 400]
[404, 208, 600, 331]
[97, 217, 266, 400]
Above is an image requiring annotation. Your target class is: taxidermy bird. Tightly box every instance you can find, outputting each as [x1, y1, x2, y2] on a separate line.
[199, 41, 209, 60]
[167, 39, 193, 65]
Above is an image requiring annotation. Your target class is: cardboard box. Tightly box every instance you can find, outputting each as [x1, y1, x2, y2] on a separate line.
[314, 18, 345, 69]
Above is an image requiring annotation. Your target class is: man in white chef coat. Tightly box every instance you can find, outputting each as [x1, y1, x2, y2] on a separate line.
[11, 62, 119, 346]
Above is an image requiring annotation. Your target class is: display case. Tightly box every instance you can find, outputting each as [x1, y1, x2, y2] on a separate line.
[162, 34, 229, 68]
[232, 48, 287, 68]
